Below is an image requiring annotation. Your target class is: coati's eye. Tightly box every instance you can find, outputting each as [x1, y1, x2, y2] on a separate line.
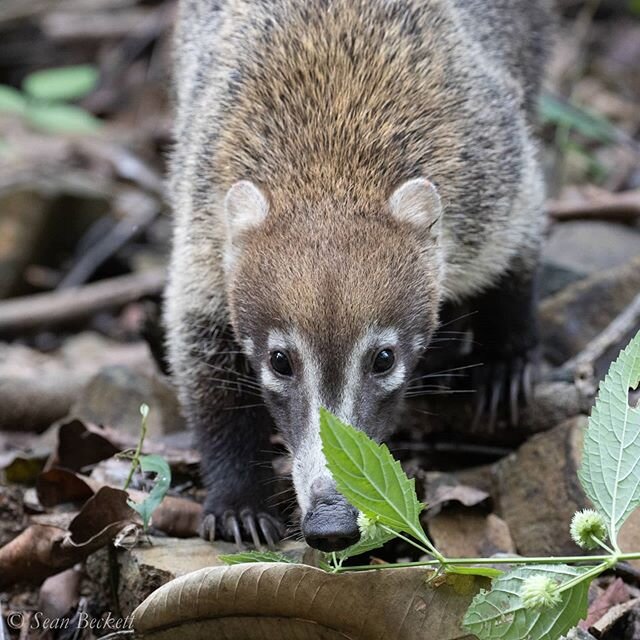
[372, 348, 395, 374]
[270, 350, 293, 376]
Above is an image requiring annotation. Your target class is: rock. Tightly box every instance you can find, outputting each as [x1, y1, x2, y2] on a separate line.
[496, 416, 588, 557]
[543, 222, 640, 282]
[539, 262, 584, 299]
[539, 256, 640, 366]
[96, 537, 308, 617]
[0, 188, 48, 298]
[72, 365, 184, 437]
[0, 332, 152, 432]
[428, 509, 515, 559]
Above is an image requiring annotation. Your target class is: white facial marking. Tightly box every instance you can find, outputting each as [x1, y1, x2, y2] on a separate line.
[241, 337, 255, 357]
[288, 329, 327, 515]
[261, 329, 289, 393]
[339, 327, 403, 419]
[268, 327, 407, 516]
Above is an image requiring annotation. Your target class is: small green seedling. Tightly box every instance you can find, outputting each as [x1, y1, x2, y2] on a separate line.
[122, 404, 172, 532]
[223, 331, 640, 640]
[0, 64, 101, 134]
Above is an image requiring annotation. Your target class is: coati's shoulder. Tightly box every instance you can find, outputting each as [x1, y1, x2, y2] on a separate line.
[451, 0, 554, 117]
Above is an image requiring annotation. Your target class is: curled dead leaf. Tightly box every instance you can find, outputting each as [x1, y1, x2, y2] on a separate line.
[133, 563, 487, 640]
[37, 467, 202, 537]
[0, 486, 140, 589]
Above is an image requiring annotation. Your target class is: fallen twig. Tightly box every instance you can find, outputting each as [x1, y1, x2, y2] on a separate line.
[0, 268, 165, 335]
[548, 189, 640, 222]
[563, 291, 640, 384]
[58, 192, 160, 289]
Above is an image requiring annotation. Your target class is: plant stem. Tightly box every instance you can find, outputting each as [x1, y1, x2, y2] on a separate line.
[590, 535, 615, 555]
[380, 525, 433, 557]
[557, 561, 612, 594]
[336, 552, 640, 572]
[406, 525, 446, 563]
[123, 404, 149, 491]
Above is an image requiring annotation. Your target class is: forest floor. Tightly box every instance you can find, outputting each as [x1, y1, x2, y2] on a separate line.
[0, 0, 639, 638]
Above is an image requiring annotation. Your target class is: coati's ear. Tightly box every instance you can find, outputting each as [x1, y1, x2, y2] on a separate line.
[223, 180, 269, 271]
[389, 178, 442, 239]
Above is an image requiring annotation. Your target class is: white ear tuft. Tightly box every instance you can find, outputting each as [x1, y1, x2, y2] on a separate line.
[223, 180, 268, 271]
[389, 177, 442, 233]
[224, 180, 269, 237]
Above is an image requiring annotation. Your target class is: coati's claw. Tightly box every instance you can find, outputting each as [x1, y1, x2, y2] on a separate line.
[199, 508, 285, 549]
[199, 513, 217, 543]
[241, 508, 262, 548]
[471, 355, 536, 431]
[224, 511, 243, 547]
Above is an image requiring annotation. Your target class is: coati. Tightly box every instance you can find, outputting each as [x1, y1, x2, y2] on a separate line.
[166, 0, 553, 551]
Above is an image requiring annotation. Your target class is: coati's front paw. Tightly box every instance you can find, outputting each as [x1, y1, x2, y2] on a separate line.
[471, 350, 538, 431]
[199, 506, 285, 549]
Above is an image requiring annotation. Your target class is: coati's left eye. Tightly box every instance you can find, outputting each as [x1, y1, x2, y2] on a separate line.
[270, 350, 293, 376]
[372, 348, 395, 374]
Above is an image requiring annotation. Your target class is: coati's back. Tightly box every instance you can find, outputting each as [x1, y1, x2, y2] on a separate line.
[166, 0, 553, 549]
[169, 0, 552, 309]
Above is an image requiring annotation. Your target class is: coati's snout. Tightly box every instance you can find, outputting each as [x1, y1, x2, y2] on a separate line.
[301, 477, 360, 551]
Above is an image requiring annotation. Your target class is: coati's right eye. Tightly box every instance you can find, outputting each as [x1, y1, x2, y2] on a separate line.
[372, 348, 395, 374]
[270, 350, 293, 376]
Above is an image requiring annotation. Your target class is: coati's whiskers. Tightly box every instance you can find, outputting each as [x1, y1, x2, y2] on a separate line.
[408, 361, 483, 383]
[404, 388, 476, 398]
[437, 310, 479, 328]
[222, 403, 266, 411]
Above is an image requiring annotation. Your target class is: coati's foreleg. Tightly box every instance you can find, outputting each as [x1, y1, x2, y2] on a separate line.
[176, 314, 284, 546]
[469, 248, 540, 430]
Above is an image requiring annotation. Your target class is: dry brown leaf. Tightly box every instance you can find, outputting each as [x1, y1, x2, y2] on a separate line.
[0, 486, 140, 589]
[37, 467, 202, 537]
[133, 563, 486, 640]
[581, 578, 629, 630]
[54, 418, 121, 472]
[419, 471, 490, 518]
[37, 467, 94, 507]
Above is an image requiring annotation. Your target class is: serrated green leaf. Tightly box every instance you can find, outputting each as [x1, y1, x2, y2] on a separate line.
[127, 454, 171, 530]
[539, 93, 616, 144]
[463, 564, 590, 640]
[23, 65, 99, 102]
[319, 408, 424, 536]
[219, 550, 297, 565]
[26, 103, 101, 134]
[0, 85, 26, 114]
[578, 331, 640, 541]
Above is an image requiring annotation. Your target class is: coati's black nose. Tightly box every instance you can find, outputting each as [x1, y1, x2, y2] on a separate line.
[302, 498, 360, 552]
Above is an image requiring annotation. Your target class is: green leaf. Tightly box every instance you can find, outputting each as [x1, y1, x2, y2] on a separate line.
[23, 64, 99, 102]
[219, 550, 297, 565]
[578, 331, 640, 541]
[0, 85, 26, 114]
[127, 454, 172, 530]
[25, 103, 101, 134]
[463, 565, 590, 640]
[319, 408, 424, 535]
[539, 93, 616, 144]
